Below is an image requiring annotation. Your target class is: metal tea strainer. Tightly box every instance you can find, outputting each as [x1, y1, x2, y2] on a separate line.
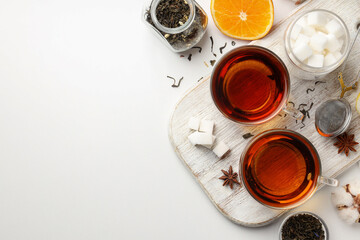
[315, 25, 360, 137]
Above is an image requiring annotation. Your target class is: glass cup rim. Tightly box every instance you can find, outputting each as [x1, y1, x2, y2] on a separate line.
[239, 129, 322, 210]
[210, 45, 291, 126]
[150, 0, 196, 34]
[284, 9, 350, 73]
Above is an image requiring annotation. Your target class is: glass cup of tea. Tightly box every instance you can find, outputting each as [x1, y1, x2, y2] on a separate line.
[240, 129, 338, 209]
[210, 45, 303, 125]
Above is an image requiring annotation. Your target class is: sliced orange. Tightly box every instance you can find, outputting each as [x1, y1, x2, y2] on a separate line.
[211, 0, 274, 40]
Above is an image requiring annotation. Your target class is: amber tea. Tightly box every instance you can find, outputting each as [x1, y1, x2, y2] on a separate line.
[241, 130, 320, 208]
[211, 46, 289, 125]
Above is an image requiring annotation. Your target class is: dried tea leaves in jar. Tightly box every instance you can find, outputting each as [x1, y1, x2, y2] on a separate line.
[156, 0, 190, 28]
[144, 0, 208, 52]
[281, 213, 326, 240]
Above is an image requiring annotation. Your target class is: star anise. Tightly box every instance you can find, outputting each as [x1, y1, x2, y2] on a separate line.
[334, 132, 359, 156]
[219, 165, 241, 189]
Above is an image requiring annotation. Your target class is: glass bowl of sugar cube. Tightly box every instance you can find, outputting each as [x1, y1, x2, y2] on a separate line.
[284, 9, 350, 80]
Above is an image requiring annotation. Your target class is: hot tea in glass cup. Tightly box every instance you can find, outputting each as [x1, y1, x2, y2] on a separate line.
[210, 45, 302, 125]
[240, 129, 338, 209]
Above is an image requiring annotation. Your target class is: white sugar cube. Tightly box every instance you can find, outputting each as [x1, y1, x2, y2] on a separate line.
[314, 49, 327, 55]
[203, 135, 216, 149]
[317, 31, 327, 37]
[333, 51, 342, 60]
[326, 34, 342, 52]
[294, 33, 310, 48]
[199, 119, 214, 134]
[338, 39, 344, 51]
[307, 12, 328, 28]
[324, 53, 337, 66]
[296, 16, 307, 27]
[188, 132, 214, 146]
[307, 54, 324, 67]
[302, 25, 316, 37]
[212, 141, 230, 158]
[291, 39, 296, 48]
[316, 26, 328, 34]
[293, 42, 313, 61]
[291, 24, 302, 40]
[188, 117, 200, 131]
[326, 19, 344, 38]
[309, 33, 328, 52]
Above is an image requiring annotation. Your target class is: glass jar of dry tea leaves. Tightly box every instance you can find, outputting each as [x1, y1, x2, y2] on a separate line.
[279, 211, 328, 240]
[142, 0, 208, 52]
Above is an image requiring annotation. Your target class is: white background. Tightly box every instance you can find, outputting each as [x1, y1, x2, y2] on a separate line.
[0, 0, 359, 239]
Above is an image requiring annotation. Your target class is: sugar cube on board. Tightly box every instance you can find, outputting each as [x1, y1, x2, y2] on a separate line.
[294, 33, 310, 48]
[307, 12, 327, 28]
[309, 33, 328, 52]
[291, 24, 302, 40]
[324, 53, 337, 66]
[188, 132, 214, 146]
[302, 25, 316, 37]
[212, 141, 230, 158]
[326, 34, 341, 52]
[326, 19, 344, 38]
[188, 117, 200, 131]
[199, 119, 214, 134]
[203, 135, 216, 149]
[308, 54, 324, 67]
[293, 42, 313, 61]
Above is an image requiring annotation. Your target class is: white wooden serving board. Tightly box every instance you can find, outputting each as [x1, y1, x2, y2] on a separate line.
[169, 0, 360, 227]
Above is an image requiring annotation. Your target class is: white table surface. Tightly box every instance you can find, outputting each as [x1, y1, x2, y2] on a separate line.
[0, 0, 359, 239]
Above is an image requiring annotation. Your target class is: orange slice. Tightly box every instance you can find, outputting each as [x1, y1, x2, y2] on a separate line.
[211, 0, 274, 40]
